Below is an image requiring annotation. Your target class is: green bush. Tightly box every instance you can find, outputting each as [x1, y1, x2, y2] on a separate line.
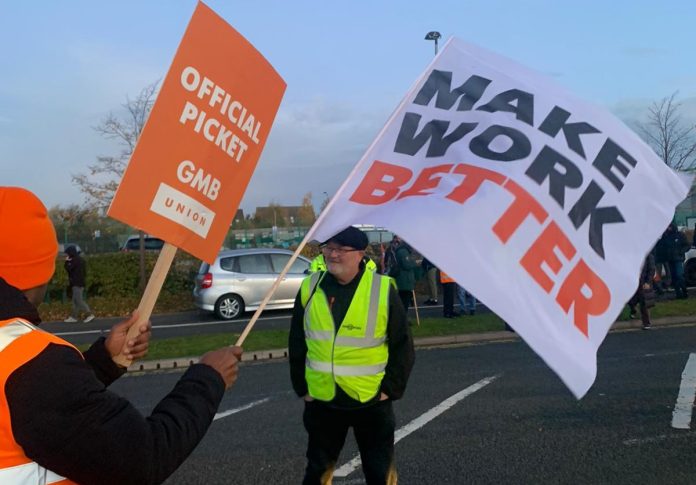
[47, 251, 201, 301]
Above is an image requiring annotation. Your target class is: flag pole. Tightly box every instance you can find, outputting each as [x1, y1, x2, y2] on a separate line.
[235, 42, 455, 347]
[235, 234, 313, 347]
[411, 290, 421, 326]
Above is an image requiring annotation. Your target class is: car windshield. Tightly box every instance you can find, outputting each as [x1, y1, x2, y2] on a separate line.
[125, 237, 164, 250]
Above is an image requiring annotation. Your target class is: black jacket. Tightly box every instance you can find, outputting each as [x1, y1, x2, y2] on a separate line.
[0, 277, 225, 485]
[660, 228, 690, 262]
[639, 253, 656, 286]
[64, 254, 87, 287]
[288, 265, 415, 409]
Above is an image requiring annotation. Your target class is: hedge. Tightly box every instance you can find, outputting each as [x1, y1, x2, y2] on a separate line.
[47, 252, 201, 301]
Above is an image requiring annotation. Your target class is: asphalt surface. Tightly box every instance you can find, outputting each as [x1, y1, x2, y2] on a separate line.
[109, 323, 696, 484]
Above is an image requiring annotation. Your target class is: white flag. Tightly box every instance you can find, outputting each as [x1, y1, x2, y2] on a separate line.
[309, 38, 693, 398]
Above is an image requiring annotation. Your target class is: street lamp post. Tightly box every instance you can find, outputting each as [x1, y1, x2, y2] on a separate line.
[424, 31, 442, 56]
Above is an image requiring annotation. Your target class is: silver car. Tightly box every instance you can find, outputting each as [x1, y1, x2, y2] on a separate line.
[193, 248, 311, 320]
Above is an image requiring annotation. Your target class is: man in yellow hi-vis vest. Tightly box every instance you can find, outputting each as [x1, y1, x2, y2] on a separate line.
[289, 226, 415, 485]
[0, 187, 242, 485]
[309, 253, 327, 272]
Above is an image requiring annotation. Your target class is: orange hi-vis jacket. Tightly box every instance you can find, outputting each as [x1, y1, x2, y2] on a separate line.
[439, 271, 455, 284]
[0, 318, 78, 484]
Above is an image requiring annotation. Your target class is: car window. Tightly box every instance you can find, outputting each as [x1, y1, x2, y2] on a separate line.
[124, 237, 164, 250]
[220, 257, 238, 272]
[270, 254, 309, 274]
[237, 254, 272, 274]
[145, 238, 164, 250]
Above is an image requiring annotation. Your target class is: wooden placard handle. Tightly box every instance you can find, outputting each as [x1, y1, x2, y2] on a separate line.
[112, 242, 177, 367]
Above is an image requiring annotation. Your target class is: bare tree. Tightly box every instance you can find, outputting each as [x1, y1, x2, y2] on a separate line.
[639, 92, 696, 172]
[72, 81, 159, 208]
[297, 192, 316, 226]
[73, 81, 159, 290]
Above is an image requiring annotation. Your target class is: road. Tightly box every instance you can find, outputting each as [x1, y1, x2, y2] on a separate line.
[43, 290, 686, 347]
[42, 304, 450, 346]
[107, 324, 696, 484]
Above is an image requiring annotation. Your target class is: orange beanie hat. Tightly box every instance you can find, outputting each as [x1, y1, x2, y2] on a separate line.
[0, 187, 58, 290]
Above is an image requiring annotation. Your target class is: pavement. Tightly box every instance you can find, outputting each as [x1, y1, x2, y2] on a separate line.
[126, 314, 696, 373]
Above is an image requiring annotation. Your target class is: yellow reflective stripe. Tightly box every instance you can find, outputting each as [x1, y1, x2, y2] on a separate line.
[306, 358, 331, 373]
[306, 358, 386, 376]
[0, 320, 35, 353]
[0, 461, 67, 484]
[334, 335, 386, 347]
[305, 330, 334, 341]
[303, 272, 326, 331]
[301, 271, 323, 307]
[335, 363, 386, 376]
[364, 274, 382, 338]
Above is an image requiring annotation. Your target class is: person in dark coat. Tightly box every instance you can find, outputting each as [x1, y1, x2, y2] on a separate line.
[653, 234, 671, 295]
[628, 253, 656, 329]
[391, 236, 418, 310]
[661, 223, 690, 299]
[420, 257, 438, 305]
[64, 245, 94, 322]
[289, 226, 415, 484]
[0, 187, 243, 485]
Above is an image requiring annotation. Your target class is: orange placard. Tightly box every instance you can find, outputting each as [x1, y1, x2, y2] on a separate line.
[108, 1, 285, 263]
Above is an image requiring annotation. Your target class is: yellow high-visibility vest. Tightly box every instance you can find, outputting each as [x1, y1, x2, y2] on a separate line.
[309, 254, 327, 272]
[300, 270, 391, 402]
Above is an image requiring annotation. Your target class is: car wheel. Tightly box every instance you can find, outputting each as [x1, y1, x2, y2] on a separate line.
[685, 260, 696, 287]
[214, 294, 244, 320]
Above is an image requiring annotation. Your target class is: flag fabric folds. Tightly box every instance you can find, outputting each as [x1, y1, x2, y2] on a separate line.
[307, 38, 692, 398]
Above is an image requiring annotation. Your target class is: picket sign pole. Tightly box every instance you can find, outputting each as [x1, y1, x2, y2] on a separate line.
[113, 242, 178, 367]
[411, 290, 421, 326]
[235, 237, 311, 347]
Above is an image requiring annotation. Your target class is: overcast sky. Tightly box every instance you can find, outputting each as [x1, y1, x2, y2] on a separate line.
[2, 0, 696, 214]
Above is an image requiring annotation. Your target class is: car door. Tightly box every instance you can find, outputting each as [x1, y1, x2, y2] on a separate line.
[269, 253, 310, 306]
[235, 253, 275, 307]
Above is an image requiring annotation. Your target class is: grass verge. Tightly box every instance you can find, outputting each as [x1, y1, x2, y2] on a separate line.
[85, 295, 696, 362]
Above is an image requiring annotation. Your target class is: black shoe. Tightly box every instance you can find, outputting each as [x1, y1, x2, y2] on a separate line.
[642, 323, 652, 330]
[468, 309, 476, 316]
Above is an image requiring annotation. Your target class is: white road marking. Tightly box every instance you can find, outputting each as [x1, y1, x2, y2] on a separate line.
[672, 353, 696, 429]
[53, 314, 291, 337]
[214, 397, 270, 421]
[53, 329, 103, 336]
[334, 375, 500, 478]
[623, 432, 696, 446]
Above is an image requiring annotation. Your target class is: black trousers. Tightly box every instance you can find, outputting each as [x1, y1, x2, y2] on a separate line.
[442, 282, 456, 316]
[302, 400, 397, 485]
[398, 290, 413, 310]
[628, 287, 651, 326]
